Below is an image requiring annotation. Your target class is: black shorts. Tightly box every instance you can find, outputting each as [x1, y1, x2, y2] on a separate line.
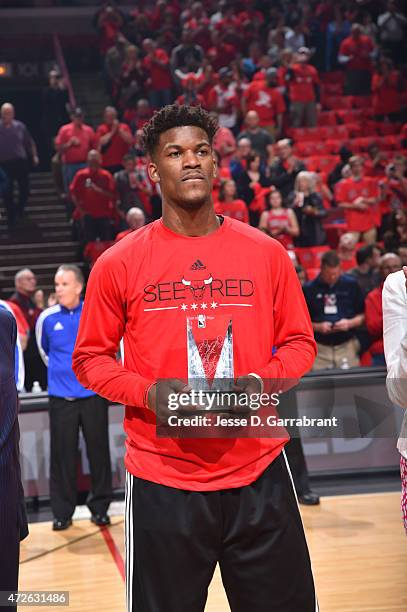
[125, 450, 319, 612]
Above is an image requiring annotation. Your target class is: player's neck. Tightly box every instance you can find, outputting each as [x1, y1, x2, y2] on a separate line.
[162, 203, 220, 237]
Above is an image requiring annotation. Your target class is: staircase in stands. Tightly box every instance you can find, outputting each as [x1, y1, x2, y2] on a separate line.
[0, 171, 82, 300]
[71, 71, 110, 128]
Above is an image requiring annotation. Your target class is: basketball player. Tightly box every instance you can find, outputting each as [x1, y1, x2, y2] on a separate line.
[73, 105, 319, 611]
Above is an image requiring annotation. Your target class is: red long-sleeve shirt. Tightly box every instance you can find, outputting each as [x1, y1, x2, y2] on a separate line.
[72, 216, 316, 491]
[365, 284, 384, 355]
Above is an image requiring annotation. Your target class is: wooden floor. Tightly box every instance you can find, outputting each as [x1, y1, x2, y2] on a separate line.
[19, 492, 406, 611]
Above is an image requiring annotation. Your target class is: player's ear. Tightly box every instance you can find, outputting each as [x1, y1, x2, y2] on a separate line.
[148, 161, 160, 184]
[212, 152, 218, 179]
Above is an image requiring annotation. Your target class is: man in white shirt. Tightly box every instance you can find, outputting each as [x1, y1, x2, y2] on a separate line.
[382, 266, 407, 532]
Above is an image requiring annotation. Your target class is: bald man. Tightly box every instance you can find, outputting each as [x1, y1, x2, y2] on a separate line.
[237, 110, 274, 159]
[115, 207, 146, 242]
[0, 103, 38, 229]
[70, 149, 118, 243]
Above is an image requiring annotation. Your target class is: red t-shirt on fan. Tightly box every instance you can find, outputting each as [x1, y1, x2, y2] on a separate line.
[214, 200, 249, 223]
[70, 168, 116, 218]
[142, 48, 172, 90]
[73, 217, 316, 491]
[339, 35, 374, 72]
[335, 176, 379, 232]
[243, 81, 286, 126]
[96, 123, 132, 168]
[288, 64, 320, 103]
[55, 122, 96, 164]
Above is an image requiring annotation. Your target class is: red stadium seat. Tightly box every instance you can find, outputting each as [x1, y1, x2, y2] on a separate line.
[294, 142, 318, 157]
[351, 96, 372, 109]
[305, 156, 339, 173]
[325, 139, 345, 154]
[379, 135, 399, 150]
[350, 137, 376, 152]
[295, 245, 330, 269]
[335, 109, 363, 124]
[379, 122, 402, 136]
[317, 111, 338, 126]
[324, 96, 353, 110]
[321, 82, 343, 96]
[362, 121, 382, 137]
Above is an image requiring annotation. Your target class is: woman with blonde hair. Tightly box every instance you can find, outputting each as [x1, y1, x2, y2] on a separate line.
[289, 171, 327, 246]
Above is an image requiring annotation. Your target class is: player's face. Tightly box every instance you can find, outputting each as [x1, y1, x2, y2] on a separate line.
[148, 126, 217, 210]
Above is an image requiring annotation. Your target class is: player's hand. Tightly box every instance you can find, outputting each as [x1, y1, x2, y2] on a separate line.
[228, 375, 262, 415]
[147, 379, 196, 423]
[403, 266, 407, 293]
[332, 318, 350, 332]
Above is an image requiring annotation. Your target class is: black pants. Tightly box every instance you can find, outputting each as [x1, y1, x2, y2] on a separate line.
[125, 450, 318, 612]
[0, 158, 29, 228]
[49, 395, 113, 520]
[24, 333, 47, 392]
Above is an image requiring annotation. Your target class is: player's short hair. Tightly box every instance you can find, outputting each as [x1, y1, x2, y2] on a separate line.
[56, 264, 84, 286]
[142, 104, 218, 158]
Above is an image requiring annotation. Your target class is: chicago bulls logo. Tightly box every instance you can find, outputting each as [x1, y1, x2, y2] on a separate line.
[182, 261, 213, 299]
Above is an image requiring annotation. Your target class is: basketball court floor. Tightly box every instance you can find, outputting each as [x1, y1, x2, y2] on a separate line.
[19, 491, 406, 611]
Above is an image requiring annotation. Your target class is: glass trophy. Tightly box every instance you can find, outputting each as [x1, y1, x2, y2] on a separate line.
[186, 314, 235, 411]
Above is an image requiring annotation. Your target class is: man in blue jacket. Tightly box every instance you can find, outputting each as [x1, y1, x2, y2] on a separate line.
[36, 264, 112, 530]
[0, 307, 28, 607]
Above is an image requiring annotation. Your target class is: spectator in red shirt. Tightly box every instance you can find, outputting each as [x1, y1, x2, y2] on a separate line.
[94, 3, 124, 54]
[207, 30, 237, 72]
[335, 155, 379, 244]
[378, 156, 407, 234]
[338, 23, 375, 95]
[208, 67, 240, 133]
[115, 207, 146, 242]
[286, 47, 320, 128]
[372, 57, 401, 120]
[212, 121, 236, 169]
[242, 68, 286, 138]
[175, 75, 205, 107]
[258, 189, 299, 249]
[142, 38, 173, 109]
[214, 179, 249, 223]
[55, 108, 96, 192]
[70, 150, 118, 243]
[96, 106, 133, 174]
[365, 252, 401, 365]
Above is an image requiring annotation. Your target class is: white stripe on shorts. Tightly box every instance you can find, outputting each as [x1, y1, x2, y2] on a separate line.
[125, 471, 134, 612]
[282, 448, 320, 612]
